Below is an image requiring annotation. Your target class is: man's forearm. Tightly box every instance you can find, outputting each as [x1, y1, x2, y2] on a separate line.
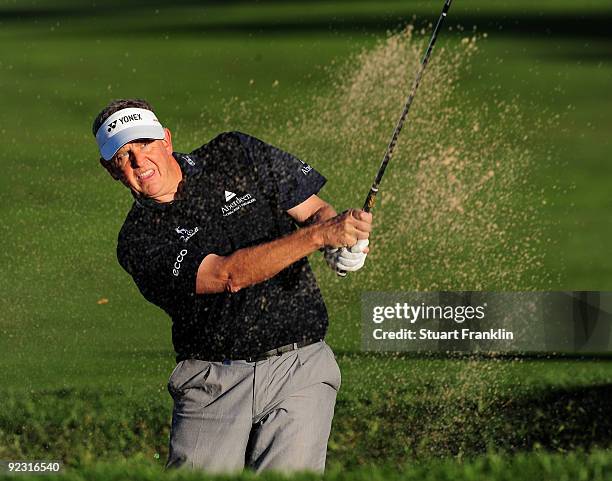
[197, 223, 325, 294]
[219, 203, 339, 291]
[196, 198, 371, 295]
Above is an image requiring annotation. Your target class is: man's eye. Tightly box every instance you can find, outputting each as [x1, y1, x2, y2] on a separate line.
[114, 153, 128, 166]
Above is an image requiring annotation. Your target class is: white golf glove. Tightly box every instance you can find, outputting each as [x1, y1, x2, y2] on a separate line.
[324, 239, 369, 273]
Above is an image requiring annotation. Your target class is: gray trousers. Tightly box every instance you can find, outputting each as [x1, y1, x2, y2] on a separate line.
[165, 340, 341, 473]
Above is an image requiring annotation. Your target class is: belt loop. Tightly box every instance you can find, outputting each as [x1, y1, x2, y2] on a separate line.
[293, 342, 298, 350]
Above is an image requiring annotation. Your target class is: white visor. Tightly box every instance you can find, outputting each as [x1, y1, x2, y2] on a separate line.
[96, 107, 165, 161]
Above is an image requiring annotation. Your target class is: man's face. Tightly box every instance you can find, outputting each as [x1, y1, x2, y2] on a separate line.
[102, 128, 181, 202]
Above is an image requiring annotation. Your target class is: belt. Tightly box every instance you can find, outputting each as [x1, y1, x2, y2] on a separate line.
[222, 338, 322, 364]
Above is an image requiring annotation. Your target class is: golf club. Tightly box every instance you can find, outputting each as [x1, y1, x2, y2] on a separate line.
[337, 0, 454, 277]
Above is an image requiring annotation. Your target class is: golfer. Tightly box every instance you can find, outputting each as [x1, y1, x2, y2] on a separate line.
[93, 98, 372, 473]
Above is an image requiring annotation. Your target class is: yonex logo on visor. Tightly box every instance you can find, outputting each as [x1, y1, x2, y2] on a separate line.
[107, 113, 143, 132]
[96, 107, 164, 161]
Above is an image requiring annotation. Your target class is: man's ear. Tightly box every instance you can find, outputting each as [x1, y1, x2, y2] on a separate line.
[162, 127, 173, 155]
[99, 157, 121, 181]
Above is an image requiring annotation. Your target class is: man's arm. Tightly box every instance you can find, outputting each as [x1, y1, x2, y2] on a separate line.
[195, 195, 371, 294]
[286, 194, 337, 226]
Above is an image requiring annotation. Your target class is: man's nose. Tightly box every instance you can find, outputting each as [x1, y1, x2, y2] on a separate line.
[130, 149, 148, 168]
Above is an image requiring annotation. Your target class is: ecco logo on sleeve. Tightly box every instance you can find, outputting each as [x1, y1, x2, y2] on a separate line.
[173, 249, 188, 277]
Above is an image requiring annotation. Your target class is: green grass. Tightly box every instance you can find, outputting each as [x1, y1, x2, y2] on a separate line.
[1, 0, 612, 478]
[2, 355, 612, 467]
[2, 450, 612, 481]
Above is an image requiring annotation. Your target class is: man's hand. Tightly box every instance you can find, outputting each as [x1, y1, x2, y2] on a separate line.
[318, 209, 372, 249]
[319, 209, 371, 274]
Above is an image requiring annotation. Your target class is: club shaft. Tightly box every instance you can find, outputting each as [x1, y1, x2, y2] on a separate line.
[362, 0, 453, 213]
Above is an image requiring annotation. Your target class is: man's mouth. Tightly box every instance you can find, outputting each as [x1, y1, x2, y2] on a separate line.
[137, 169, 155, 181]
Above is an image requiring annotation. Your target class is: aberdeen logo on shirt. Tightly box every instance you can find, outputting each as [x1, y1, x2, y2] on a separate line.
[221, 189, 257, 217]
[175, 226, 199, 242]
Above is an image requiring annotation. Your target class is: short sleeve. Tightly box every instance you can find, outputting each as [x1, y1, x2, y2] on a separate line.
[234, 132, 326, 211]
[117, 234, 210, 312]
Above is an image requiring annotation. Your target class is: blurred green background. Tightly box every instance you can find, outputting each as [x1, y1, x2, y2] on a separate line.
[0, 0, 611, 476]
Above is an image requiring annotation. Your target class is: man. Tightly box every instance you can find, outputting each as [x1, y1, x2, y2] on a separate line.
[93, 98, 372, 473]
